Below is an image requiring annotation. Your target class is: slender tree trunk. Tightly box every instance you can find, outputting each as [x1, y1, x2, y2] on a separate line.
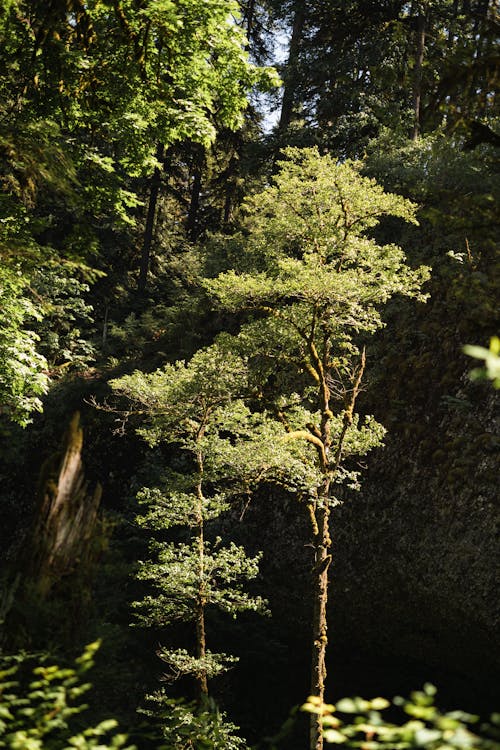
[447, 0, 458, 48]
[309, 349, 366, 750]
[466, 0, 489, 117]
[244, 0, 255, 38]
[222, 149, 240, 226]
[411, 8, 426, 140]
[138, 143, 164, 292]
[309, 334, 334, 750]
[186, 145, 204, 241]
[278, 2, 306, 132]
[102, 301, 109, 352]
[195, 451, 209, 698]
[310, 492, 332, 750]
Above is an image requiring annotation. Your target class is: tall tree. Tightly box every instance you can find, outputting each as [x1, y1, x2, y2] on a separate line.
[205, 147, 430, 750]
[411, 2, 427, 140]
[278, 0, 306, 132]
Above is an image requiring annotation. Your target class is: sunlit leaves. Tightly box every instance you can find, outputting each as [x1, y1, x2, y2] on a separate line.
[464, 337, 500, 389]
[156, 647, 239, 681]
[140, 692, 248, 750]
[0, 267, 48, 426]
[112, 341, 273, 717]
[302, 685, 496, 749]
[206, 148, 429, 326]
[134, 539, 266, 625]
[0, 644, 134, 749]
[110, 345, 248, 446]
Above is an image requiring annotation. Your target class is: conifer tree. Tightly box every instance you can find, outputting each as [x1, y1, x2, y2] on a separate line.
[110, 344, 303, 745]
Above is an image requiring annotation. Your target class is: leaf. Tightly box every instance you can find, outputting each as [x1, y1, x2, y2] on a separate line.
[323, 728, 347, 743]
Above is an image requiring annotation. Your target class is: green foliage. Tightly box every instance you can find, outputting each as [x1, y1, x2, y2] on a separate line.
[204, 147, 429, 487]
[134, 539, 267, 626]
[0, 0, 279, 425]
[1, 0, 277, 165]
[110, 345, 249, 447]
[271, 0, 498, 149]
[1, 0, 497, 743]
[303, 685, 500, 749]
[0, 266, 48, 426]
[156, 647, 239, 682]
[206, 147, 429, 324]
[361, 130, 499, 419]
[0, 135, 97, 423]
[140, 693, 248, 749]
[111, 343, 273, 733]
[0, 642, 134, 749]
[201, 146, 432, 738]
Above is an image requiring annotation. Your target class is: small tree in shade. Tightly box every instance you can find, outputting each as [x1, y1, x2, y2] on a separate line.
[110, 343, 313, 746]
[111, 347, 264, 692]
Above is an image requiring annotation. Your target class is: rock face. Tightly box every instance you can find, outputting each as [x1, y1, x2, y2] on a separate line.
[330, 373, 499, 708]
[234, 365, 498, 718]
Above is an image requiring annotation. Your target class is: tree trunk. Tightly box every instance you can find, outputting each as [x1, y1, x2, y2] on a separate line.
[2, 412, 104, 647]
[411, 8, 426, 140]
[278, 2, 306, 132]
[195, 451, 209, 698]
[243, 0, 255, 38]
[309, 334, 334, 750]
[30, 411, 103, 599]
[447, 0, 458, 48]
[186, 145, 204, 241]
[310, 494, 332, 750]
[308, 349, 366, 750]
[138, 143, 164, 291]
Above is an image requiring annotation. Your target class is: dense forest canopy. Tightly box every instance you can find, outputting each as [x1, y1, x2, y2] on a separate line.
[0, 1, 498, 749]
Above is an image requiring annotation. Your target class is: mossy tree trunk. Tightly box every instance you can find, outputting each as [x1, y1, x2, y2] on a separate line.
[195, 446, 209, 698]
[2, 412, 104, 646]
[307, 346, 366, 750]
[30, 411, 103, 599]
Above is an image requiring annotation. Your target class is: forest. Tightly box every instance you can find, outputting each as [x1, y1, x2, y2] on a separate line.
[0, 1, 498, 749]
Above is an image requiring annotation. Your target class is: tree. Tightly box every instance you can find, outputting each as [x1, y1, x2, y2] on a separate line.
[109, 338, 328, 743]
[109, 344, 285, 745]
[268, 0, 498, 152]
[205, 147, 430, 750]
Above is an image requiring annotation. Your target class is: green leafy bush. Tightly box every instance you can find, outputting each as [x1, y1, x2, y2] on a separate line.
[303, 684, 500, 749]
[0, 642, 134, 749]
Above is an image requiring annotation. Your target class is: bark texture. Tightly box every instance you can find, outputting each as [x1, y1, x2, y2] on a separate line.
[30, 411, 103, 599]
